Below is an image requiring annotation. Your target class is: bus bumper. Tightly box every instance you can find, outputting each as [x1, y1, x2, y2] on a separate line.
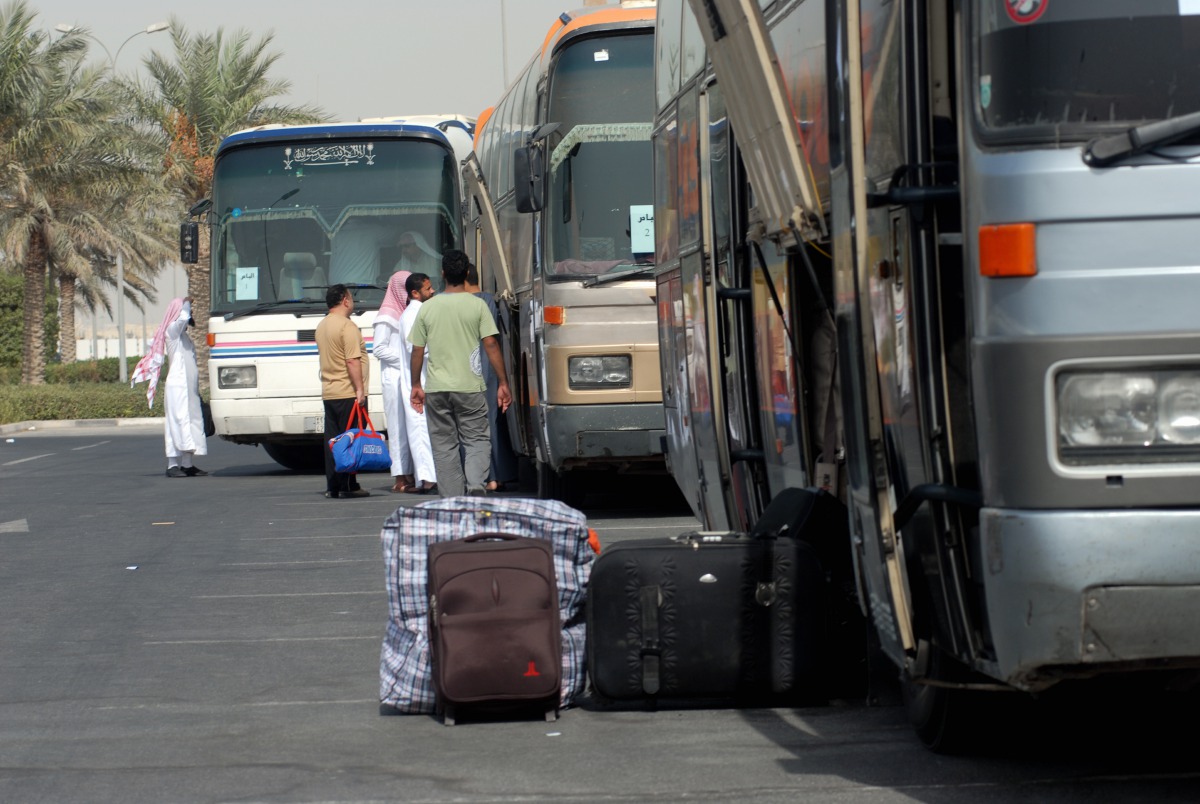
[541, 402, 665, 470]
[978, 508, 1200, 691]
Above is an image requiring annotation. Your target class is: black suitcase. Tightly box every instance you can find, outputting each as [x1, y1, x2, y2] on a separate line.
[428, 533, 562, 725]
[586, 487, 852, 705]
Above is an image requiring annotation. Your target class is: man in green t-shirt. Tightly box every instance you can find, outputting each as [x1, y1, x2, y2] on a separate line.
[408, 251, 511, 497]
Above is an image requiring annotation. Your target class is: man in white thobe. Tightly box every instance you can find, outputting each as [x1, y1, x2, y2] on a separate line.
[133, 297, 208, 477]
[397, 273, 438, 492]
[372, 271, 414, 492]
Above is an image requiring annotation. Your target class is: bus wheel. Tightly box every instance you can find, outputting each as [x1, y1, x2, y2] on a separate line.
[262, 442, 324, 473]
[903, 646, 988, 755]
[536, 460, 584, 508]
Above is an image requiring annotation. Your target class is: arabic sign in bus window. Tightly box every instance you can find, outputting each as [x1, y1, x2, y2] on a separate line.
[236, 267, 259, 301]
[630, 205, 654, 255]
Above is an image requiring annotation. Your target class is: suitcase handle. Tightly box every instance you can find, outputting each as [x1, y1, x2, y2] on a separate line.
[462, 532, 522, 543]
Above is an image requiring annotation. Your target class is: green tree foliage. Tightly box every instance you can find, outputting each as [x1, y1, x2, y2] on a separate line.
[0, 273, 57, 368]
[0, 1, 175, 384]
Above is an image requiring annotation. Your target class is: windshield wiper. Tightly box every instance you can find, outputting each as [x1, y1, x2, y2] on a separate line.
[223, 299, 324, 321]
[1083, 109, 1200, 167]
[582, 265, 656, 288]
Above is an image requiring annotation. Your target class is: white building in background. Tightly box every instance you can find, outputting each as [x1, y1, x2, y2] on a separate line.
[74, 262, 189, 360]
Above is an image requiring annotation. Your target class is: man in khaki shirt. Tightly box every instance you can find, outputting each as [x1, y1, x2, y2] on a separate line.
[316, 284, 370, 498]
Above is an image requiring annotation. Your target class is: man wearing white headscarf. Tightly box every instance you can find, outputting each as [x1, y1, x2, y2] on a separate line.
[372, 270, 414, 492]
[396, 272, 438, 493]
[132, 297, 208, 477]
[393, 231, 441, 277]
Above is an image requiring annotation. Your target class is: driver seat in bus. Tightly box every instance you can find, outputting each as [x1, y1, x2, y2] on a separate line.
[280, 252, 326, 299]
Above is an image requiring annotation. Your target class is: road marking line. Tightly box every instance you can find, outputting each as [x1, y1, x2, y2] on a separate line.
[3, 453, 54, 466]
[144, 636, 378, 645]
[221, 559, 377, 566]
[240, 534, 378, 541]
[71, 440, 111, 451]
[95, 699, 376, 711]
[0, 519, 30, 533]
[195, 591, 382, 598]
[589, 523, 699, 531]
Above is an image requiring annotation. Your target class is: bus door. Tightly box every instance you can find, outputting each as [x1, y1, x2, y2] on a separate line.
[701, 81, 760, 531]
[830, 0, 921, 667]
[461, 152, 528, 454]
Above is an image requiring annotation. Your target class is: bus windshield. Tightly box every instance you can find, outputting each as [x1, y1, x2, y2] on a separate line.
[210, 138, 459, 315]
[545, 32, 655, 281]
[976, 4, 1200, 141]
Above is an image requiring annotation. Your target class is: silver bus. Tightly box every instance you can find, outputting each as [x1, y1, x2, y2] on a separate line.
[657, 0, 1200, 750]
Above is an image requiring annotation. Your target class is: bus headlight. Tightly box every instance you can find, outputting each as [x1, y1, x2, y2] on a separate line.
[1158, 375, 1200, 445]
[568, 355, 631, 389]
[1057, 369, 1200, 463]
[218, 365, 258, 389]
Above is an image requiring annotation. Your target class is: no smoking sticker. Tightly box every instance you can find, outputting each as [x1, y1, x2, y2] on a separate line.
[1005, 0, 1047, 25]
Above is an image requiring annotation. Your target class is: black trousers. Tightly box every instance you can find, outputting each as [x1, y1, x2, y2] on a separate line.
[323, 397, 360, 494]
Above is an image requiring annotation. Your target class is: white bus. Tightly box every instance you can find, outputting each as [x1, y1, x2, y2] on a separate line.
[181, 116, 474, 470]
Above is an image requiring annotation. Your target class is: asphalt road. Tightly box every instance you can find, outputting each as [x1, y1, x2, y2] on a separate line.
[1, 422, 1198, 803]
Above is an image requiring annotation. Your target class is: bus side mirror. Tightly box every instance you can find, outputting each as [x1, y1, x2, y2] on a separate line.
[514, 146, 543, 213]
[180, 221, 199, 264]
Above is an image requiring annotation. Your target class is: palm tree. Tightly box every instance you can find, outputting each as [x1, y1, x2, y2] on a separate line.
[0, 4, 99, 382]
[133, 19, 327, 389]
[0, 1, 174, 381]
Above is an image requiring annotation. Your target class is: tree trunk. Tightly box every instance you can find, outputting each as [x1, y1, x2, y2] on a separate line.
[58, 273, 77, 363]
[186, 226, 212, 393]
[20, 231, 48, 385]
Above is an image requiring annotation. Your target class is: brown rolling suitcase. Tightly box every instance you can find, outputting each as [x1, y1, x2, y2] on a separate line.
[427, 533, 562, 725]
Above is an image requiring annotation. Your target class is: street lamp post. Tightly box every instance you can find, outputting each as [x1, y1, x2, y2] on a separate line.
[54, 21, 169, 382]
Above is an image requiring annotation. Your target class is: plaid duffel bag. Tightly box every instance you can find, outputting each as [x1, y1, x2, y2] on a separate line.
[379, 496, 593, 714]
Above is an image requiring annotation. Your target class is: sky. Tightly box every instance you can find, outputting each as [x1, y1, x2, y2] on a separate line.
[27, 0, 604, 343]
[34, 0, 590, 122]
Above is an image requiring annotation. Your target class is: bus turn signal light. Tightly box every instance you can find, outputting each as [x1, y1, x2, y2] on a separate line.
[207, 332, 216, 347]
[979, 223, 1037, 277]
[544, 306, 565, 325]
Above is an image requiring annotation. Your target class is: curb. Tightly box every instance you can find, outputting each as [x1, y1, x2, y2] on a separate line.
[0, 418, 165, 435]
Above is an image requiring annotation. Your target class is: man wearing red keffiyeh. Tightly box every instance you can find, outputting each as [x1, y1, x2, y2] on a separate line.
[132, 298, 208, 477]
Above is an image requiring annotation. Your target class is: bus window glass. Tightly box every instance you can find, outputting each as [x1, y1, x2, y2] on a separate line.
[677, 84, 701, 249]
[774, 0, 830, 207]
[860, 0, 904, 181]
[976, 5, 1200, 140]
[483, 115, 499, 192]
[519, 62, 539, 142]
[499, 96, 514, 197]
[210, 139, 459, 314]
[707, 84, 732, 278]
[681, 2, 705, 83]
[546, 33, 656, 278]
[655, 114, 679, 267]
[656, 0, 684, 109]
[753, 248, 806, 493]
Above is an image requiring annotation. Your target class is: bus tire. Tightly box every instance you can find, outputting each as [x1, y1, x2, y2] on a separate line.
[536, 460, 584, 508]
[903, 646, 1010, 755]
[262, 442, 324, 473]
